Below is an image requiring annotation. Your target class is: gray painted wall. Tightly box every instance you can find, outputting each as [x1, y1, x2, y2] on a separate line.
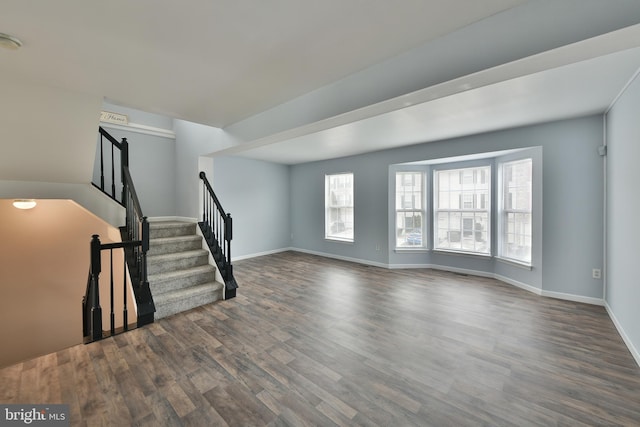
[212, 156, 291, 259]
[291, 116, 604, 299]
[173, 120, 225, 219]
[93, 128, 177, 218]
[606, 73, 640, 362]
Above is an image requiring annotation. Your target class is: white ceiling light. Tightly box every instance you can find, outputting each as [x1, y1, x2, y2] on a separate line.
[13, 199, 37, 210]
[0, 33, 23, 50]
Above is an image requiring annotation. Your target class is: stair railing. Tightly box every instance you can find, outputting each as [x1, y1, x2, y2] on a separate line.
[95, 126, 128, 204]
[120, 166, 155, 325]
[83, 127, 155, 343]
[199, 171, 238, 299]
[82, 235, 143, 342]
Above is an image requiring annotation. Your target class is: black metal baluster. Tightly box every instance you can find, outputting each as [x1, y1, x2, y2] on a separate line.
[111, 141, 116, 198]
[100, 134, 105, 192]
[123, 251, 128, 331]
[110, 248, 115, 335]
[225, 213, 232, 279]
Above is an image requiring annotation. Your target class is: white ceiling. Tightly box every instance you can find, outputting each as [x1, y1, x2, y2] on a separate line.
[225, 45, 640, 164]
[1, 0, 524, 127]
[3, 1, 640, 166]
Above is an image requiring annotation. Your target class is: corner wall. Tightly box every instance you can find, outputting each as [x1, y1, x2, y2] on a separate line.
[212, 156, 291, 259]
[605, 72, 640, 365]
[174, 120, 226, 219]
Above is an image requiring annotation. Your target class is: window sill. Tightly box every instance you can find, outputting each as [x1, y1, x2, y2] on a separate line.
[432, 249, 491, 259]
[325, 237, 354, 244]
[395, 247, 429, 253]
[496, 257, 533, 270]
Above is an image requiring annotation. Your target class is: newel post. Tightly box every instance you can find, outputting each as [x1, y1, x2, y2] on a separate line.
[141, 216, 149, 284]
[225, 213, 232, 271]
[89, 234, 103, 341]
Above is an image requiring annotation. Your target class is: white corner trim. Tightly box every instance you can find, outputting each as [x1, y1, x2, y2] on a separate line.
[605, 302, 640, 367]
[606, 59, 640, 114]
[147, 216, 197, 223]
[100, 121, 176, 140]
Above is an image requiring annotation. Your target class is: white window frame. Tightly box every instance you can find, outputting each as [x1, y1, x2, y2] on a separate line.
[395, 171, 425, 248]
[498, 158, 533, 265]
[433, 165, 491, 255]
[325, 172, 354, 242]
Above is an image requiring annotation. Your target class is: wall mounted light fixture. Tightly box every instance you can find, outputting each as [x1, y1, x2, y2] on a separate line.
[13, 199, 37, 210]
[0, 33, 22, 50]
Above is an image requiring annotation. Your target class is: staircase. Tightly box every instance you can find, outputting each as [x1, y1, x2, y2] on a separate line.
[147, 221, 223, 319]
[84, 128, 237, 343]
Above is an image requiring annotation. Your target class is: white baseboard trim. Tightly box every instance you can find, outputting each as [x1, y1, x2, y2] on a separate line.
[388, 263, 432, 269]
[541, 290, 604, 306]
[430, 264, 494, 279]
[494, 273, 543, 296]
[291, 248, 389, 269]
[232, 248, 292, 262]
[147, 216, 197, 223]
[605, 302, 640, 367]
[230, 247, 604, 307]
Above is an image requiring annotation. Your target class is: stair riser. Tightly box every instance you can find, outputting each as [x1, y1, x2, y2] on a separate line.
[151, 270, 216, 295]
[155, 289, 223, 319]
[149, 224, 196, 239]
[148, 238, 202, 256]
[148, 254, 209, 275]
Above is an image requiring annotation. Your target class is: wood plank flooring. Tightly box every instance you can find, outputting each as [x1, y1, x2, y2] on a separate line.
[2, 251, 640, 426]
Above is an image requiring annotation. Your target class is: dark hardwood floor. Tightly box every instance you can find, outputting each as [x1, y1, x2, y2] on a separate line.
[2, 251, 639, 426]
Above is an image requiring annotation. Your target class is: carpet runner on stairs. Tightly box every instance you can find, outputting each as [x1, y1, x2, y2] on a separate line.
[148, 221, 223, 319]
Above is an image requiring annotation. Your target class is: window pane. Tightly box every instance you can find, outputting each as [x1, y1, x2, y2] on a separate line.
[396, 212, 423, 247]
[434, 166, 491, 254]
[395, 172, 425, 248]
[326, 173, 354, 241]
[500, 159, 532, 263]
